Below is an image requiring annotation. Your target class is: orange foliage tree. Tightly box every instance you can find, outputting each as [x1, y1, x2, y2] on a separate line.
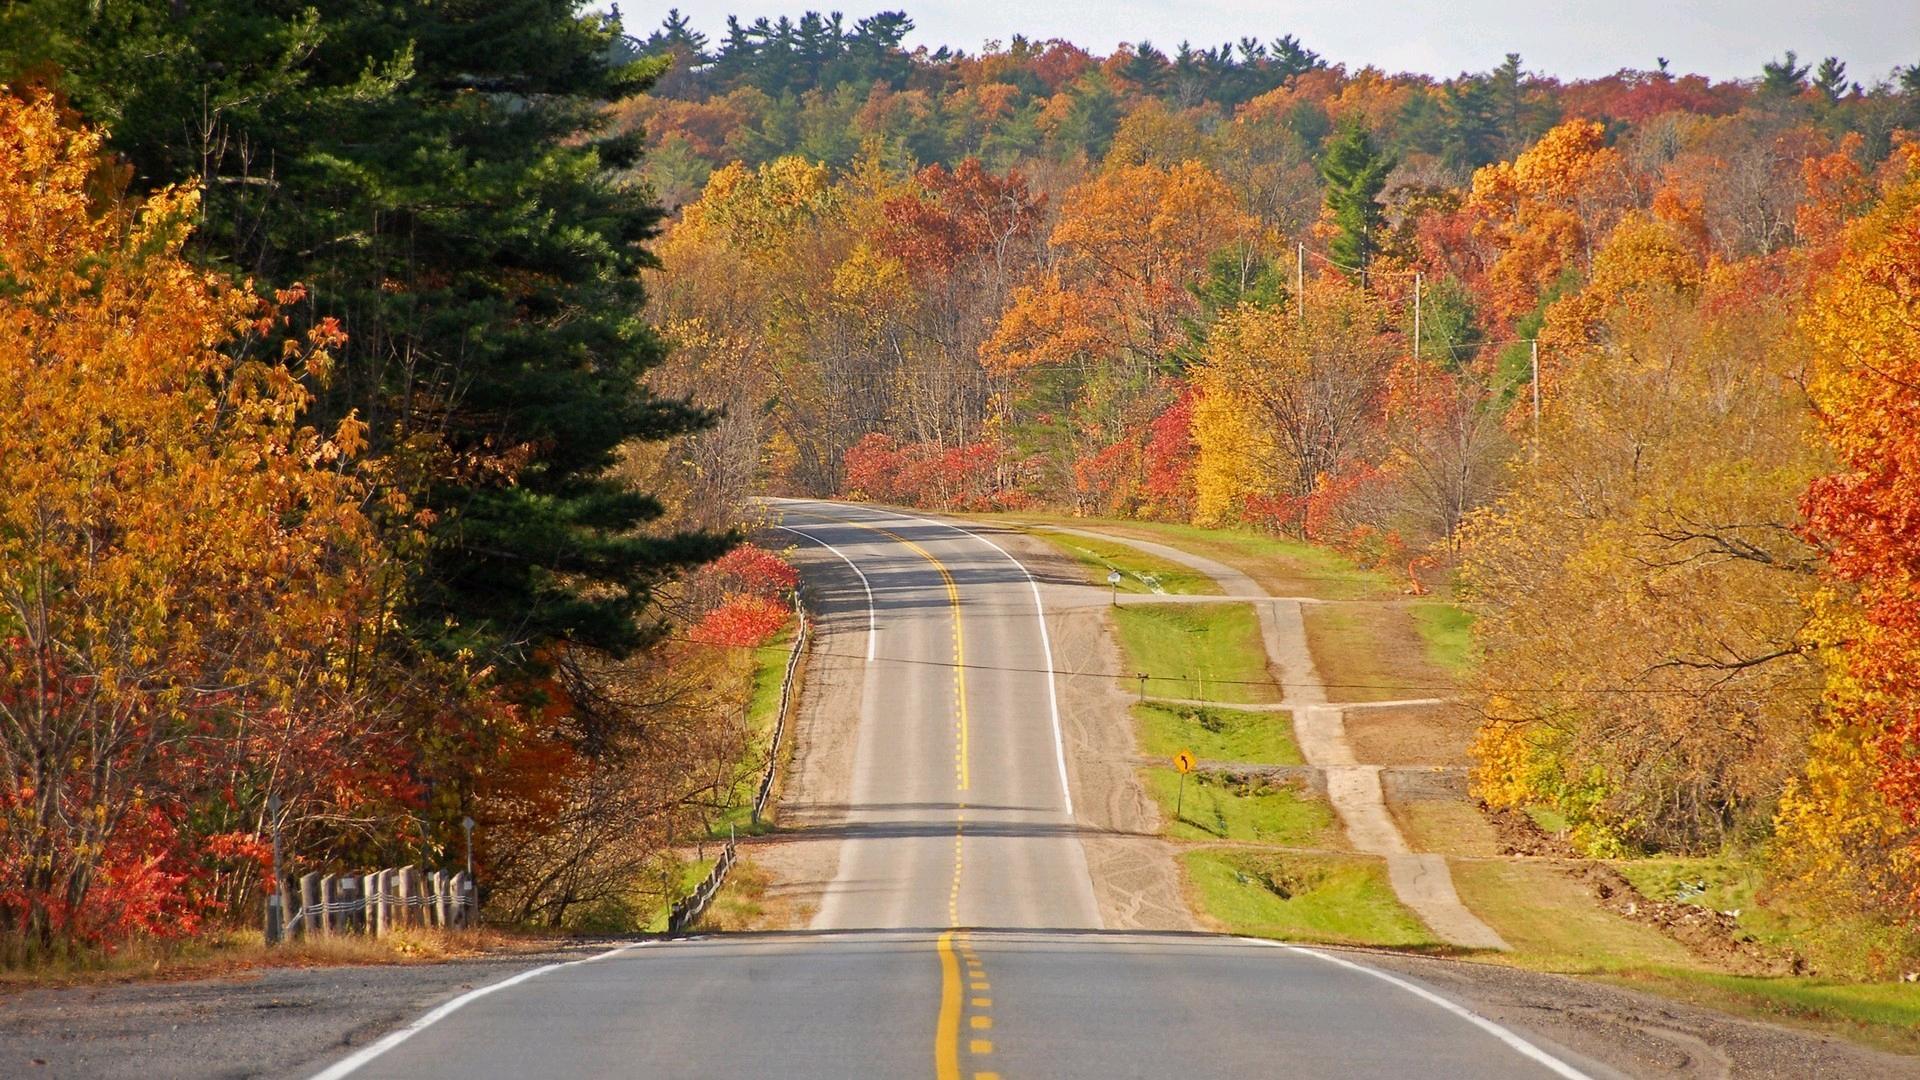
[982, 161, 1256, 374]
[0, 93, 404, 948]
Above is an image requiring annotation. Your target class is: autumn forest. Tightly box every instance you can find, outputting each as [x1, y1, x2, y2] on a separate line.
[3, 1, 1920, 981]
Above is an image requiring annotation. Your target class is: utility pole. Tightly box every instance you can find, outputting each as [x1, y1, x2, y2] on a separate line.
[1530, 339, 1541, 461]
[1295, 242, 1305, 323]
[265, 793, 284, 945]
[1412, 271, 1422, 363]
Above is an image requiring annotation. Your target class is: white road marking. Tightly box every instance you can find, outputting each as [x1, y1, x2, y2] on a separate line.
[877, 509, 1075, 821]
[775, 522, 878, 662]
[305, 941, 658, 1080]
[1246, 939, 1596, 1079]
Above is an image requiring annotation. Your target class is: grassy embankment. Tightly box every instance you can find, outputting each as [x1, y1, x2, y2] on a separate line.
[1036, 516, 1920, 1050]
[1063, 548, 1430, 945]
[707, 624, 800, 838]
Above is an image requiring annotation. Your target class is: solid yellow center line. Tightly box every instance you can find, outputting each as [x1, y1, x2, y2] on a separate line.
[936, 930, 963, 1080]
[872, 527, 969, 791]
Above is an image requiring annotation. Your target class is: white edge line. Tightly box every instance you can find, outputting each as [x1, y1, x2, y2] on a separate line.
[307, 941, 656, 1080]
[881, 509, 1075, 821]
[773, 523, 878, 662]
[1246, 939, 1595, 1079]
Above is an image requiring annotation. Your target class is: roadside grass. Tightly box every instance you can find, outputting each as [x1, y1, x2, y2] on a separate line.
[1448, 859, 1699, 972]
[694, 857, 774, 932]
[1183, 848, 1439, 948]
[1409, 601, 1474, 676]
[1110, 601, 1281, 705]
[634, 855, 718, 934]
[1144, 768, 1336, 846]
[1135, 701, 1301, 765]
[1026, 529, 1221, 595]
[1607, 969, 1920, 1055]
[708, 625, 798, 838]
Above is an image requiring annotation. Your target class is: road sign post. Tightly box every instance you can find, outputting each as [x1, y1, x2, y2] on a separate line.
[1172, 749, 1196, 821]
[1107, 569, 1122, 605]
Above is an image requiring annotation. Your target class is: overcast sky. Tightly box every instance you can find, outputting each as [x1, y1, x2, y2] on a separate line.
[618, 1, 1918, 84]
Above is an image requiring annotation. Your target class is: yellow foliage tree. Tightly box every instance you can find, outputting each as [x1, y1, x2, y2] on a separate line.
[0, 92, 389, 945]
[1190, 281, 1396, 530]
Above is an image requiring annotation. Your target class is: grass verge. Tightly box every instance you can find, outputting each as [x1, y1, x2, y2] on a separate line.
[1604, 969, 1920, 1055]
[1111, 601, 1280, 704]
[1028, 529, 1221, 595]
[1135, 701, 1299, 764]
[709, 625, 797, 837]
[1448, 859, 1697, 972]
[1144, 768, 1335, 845]
[0, 926, 543, 991]
[1409, 601, 1474, 676]
[1184, 847, 1439, 947]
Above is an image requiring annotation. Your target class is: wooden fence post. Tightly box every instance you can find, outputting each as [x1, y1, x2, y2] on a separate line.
[374, 869, 390, 937]
[453, 871, 473, 927]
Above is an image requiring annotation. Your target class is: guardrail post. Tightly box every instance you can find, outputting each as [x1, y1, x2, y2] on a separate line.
[319, 874, 337, 936]
[297, 871, 319, 939]
[397, 864, 417, 929]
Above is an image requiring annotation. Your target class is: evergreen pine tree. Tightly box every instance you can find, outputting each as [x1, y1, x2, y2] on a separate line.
[1320, 120, 1396, 277]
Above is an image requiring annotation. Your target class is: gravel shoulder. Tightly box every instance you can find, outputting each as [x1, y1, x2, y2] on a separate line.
[1359, 949, 1920, 1079]
[0, 942, 613, 1079]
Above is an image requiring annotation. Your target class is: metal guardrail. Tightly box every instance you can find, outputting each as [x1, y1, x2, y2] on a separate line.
[277, 866, 476, 940]
[668, 589, 808, 933]
[751, 589, 810, 825]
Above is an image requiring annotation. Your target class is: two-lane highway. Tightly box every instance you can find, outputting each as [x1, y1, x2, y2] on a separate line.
[781, 502, 1099, 933]
[306, 500, 1613, 1080]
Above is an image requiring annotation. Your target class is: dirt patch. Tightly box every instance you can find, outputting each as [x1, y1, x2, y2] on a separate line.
[1344, 703, 1478, 765]
[1486, 802, 1582, 858]
[708, 843, 840, 931]
[1486, 804, 1799, 975]
[1579, 862, 1802, 977]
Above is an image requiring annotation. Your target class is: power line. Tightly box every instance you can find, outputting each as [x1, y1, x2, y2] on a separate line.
[664, 632, 1823, 698]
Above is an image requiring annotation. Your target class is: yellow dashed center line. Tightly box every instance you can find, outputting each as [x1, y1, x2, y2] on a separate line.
[809, 520, 992, 1077]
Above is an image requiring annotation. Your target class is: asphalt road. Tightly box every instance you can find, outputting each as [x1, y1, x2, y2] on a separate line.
[307, 500, 1614, 1080]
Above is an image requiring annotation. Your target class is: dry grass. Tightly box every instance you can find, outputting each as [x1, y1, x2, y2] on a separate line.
[1302, 601, 1457, 703]
[0, 925, 559, 994]
[1390, 799, 1503, 857]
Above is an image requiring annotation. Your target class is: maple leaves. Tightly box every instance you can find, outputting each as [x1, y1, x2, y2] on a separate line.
[1777, 163, 1920, 915]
